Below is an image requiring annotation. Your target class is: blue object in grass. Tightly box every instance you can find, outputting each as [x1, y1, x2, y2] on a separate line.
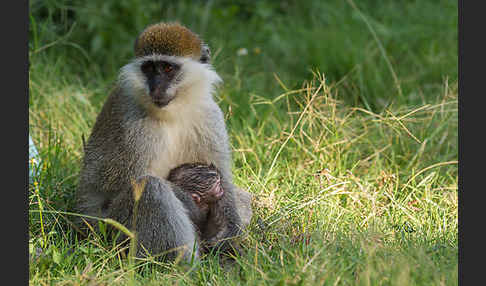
[29, 135, 40, 182]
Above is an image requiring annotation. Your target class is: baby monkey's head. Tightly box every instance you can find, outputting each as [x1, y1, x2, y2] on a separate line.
[168, 163, 224, 207]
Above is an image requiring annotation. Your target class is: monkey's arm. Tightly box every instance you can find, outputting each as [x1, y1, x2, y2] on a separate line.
[201, 180, 242, 253]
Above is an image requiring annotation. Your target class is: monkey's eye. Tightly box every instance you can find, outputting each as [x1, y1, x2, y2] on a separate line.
[164, 64, 173, 73]
[141, 61, 156, 75]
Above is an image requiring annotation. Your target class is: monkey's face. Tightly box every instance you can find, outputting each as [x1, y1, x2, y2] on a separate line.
[140, 59, 181, 107]
[118, 54, 221, 114]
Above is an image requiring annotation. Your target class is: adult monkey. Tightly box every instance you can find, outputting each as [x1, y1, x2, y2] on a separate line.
[76, 22, 244, 261]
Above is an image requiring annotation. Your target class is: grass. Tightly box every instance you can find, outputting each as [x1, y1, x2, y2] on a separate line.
[29, 0, 457, 285]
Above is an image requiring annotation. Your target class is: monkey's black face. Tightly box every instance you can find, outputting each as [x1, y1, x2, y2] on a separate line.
[141, 60, 181, 107]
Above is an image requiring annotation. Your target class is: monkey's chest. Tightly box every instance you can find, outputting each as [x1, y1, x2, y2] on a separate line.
[147, 125, 209, 179]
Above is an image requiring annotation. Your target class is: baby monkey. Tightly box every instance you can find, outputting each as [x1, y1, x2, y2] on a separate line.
[168, 163, 226, 243]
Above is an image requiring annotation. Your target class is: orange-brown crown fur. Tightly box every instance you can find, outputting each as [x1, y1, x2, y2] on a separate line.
[134, 22, 202, 59]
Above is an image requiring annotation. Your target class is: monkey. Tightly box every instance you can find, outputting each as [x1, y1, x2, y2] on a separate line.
[75, 22, 243, 262]
[167, 163, 227, 241]
[168, 163, 223, 220]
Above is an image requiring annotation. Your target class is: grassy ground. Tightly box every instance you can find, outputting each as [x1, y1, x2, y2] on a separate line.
[29, 0, 458, 285]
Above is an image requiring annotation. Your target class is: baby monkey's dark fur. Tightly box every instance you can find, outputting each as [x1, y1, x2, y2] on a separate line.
[168, 163, 227, 251]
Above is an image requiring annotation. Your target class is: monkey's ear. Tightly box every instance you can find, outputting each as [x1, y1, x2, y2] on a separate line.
[191, 193, 201, 204]
[200, 44, 211, 63]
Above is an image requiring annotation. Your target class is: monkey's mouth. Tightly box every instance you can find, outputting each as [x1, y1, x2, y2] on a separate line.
[151, 94, 175, 107]
[149, 86, 176, 107]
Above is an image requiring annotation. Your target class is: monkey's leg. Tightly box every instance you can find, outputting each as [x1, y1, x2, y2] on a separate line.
[129, 175, 199, 262]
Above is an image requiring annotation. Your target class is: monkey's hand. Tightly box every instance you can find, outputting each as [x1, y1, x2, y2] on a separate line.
[192, 177, 224, 206]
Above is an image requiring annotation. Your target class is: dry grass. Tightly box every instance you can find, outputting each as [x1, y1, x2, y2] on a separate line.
[30, 70, 457, 285]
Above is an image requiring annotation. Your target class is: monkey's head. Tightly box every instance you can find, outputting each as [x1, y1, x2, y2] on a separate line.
[118, 22, 221, 116]
[168, 163, 223, 206]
